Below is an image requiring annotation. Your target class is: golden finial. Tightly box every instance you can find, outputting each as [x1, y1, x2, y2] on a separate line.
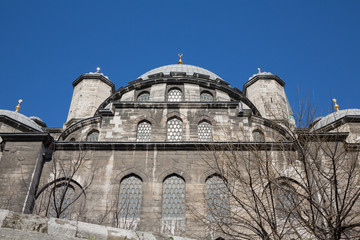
[257, 68, 261, 73]
[96, 67, 100, 73]
[333, 98, 339, 112]
[178, 53, 183, 65]
[15, 99, 23, 113]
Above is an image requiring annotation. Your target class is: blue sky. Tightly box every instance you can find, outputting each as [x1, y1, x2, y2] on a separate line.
[1, 1, 359, 127]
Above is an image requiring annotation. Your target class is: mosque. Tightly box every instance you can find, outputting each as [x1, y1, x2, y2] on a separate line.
[0, 55, 359, 239]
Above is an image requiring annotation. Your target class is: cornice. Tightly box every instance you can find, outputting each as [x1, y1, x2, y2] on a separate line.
[0, 133, 53, 146]
[55, 141, 296, 151]
[72, 74, 115, 92]
[243, 74, 285, 94]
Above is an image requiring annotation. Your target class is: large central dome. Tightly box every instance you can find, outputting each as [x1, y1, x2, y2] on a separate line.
[138, 64, 223, 81]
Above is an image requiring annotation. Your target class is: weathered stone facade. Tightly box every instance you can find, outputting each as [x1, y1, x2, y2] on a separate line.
[0, 63, 359, 239]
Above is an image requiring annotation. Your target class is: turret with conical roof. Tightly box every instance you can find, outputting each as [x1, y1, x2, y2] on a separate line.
[65, 69, 115, 127]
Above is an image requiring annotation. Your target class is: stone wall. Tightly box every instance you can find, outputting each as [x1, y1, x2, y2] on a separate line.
[0, 209, 194, 240]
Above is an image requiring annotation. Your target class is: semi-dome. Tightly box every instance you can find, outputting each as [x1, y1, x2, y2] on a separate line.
[138, 64, 223, 81]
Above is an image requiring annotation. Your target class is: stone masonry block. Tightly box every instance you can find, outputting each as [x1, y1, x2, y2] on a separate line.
[2, 211, 48, 233]
[47, 218, 77, 238]
[0, 209, 9, 227]
[76, 221, 107, 240]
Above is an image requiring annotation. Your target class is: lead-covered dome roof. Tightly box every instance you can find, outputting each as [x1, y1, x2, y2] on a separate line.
[312, 109, 360, 131]
[138, 64, 223, 81]
[0, 109, 43, 131]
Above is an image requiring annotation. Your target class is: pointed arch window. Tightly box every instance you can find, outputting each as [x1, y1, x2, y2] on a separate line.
[167, 88, 182, 102]
[162, 175, 185, 218]
[167, 117, 183, 142]
[48, 184, 74, 219]
[198, 121, 213, 142]
[87, 130, 99, 141]
[200, 91, 214, 102]
[206, 175, 229, 219]
[137, 92, 150, 102]
[118, 175, 143, 220]
[253, 130, 265, 142]
[137, 121, 151, 142]
[274, 183, 296, 218]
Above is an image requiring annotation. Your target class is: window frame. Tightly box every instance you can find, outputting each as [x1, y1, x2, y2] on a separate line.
[200, 91, 214, 102]
[136, 120, 152, 142]
[166, 84, 184, 102]
[198, 120, 213, 142]
[166, 117, 183, 142]
[162, 174, 186, 219]
[118, 174, 143, 221]
[86, 130, 99, 142]
[136, 91, 151, 102]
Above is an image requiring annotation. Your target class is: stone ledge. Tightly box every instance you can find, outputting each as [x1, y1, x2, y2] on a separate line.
[0, 209, 195, 240]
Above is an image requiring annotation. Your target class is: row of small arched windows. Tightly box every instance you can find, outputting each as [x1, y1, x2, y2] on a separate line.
[118, 173, 230, 220]
[138, 118, 213, 142]
[83, 124, 265, 142]
[83, 118, 214, 142]
[137, 89, 214, 102]
[48, 174, 229, 220]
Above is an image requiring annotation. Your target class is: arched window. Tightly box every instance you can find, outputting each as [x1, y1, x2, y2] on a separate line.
[274, 183, 296, 218]
[206, 175, 229, 219]
[48, 184, 74, 219]
[87, 130, 99, 141]
[253, 130, 265, 142]
[162, 175, 185, 218]
[167, 117, 183, 142]
[137, 92, 150, 102]
[200, 91, 214, 102]
[69, 138, 75, 142]
[198, 121, 212, 142]
[167, 88, 182, 102]
[137, 121, 151, 142]
[118, 175, 142, 220]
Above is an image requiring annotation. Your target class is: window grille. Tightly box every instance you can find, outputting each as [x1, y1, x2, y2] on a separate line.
[162, 175, 185, 218]
[198, 121, 212, 142]
[253, 130, 265, 142]
[87, 130, 99, 141]
[137, 92, 150, 102]
[167, 118, 183, 142]
[137, 121, 151, 142]
[206, 175, 229, 219]
[167, 88, 182, 102]
[200, 92, 214, 102]
[48, 185, 74, 219]
[118, 175, 142, 219]
[275, 184, 296, 218]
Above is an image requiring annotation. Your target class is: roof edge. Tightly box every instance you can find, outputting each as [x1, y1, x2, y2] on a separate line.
[72, 74, 115, 92]
[243, 74, 285, 93]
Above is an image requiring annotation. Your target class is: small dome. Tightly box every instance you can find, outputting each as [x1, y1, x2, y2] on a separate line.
[138, 64, 223, 81]
[0, 110, 43, 132]
[312, 109, 360, 130]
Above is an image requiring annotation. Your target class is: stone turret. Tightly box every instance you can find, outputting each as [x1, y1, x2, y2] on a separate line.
[65, 71, 115, 127]
[244, 72, 295, 125]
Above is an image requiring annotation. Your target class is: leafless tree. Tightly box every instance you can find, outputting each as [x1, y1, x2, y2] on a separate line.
[33, 144, 96, 221]
[192, 99, 360, 240]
